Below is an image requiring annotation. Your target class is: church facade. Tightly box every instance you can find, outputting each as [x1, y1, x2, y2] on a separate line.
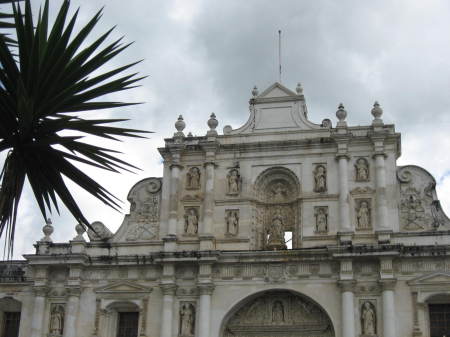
[1, 82, 450, 337]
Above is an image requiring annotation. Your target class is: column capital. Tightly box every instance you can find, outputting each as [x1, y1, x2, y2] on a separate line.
[160, 283, 177, 295]
[379, 278, 397, 291]
[65, 287, 82, 298]
[33, 285, 49, 297]
[197, 283, 215, 295]
[337, 280, 356, 293]
[169, 163, 184, 170]
[335, 154, 350, 161]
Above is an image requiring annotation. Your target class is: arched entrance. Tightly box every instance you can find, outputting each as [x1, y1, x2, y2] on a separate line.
[222, 290, 335, 337]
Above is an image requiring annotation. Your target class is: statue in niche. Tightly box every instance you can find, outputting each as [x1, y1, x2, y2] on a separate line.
[272, 301, 285, 323]
[227, 169, 241, 195]
[226, 210, 239, 236]
[314, 207, 328, 233]
[356, 200, 371, 229]
[267, 208, 286, 249]
[49, 304, 65, 335]
[186, 167, 200, 190]
[361, 301, 376, 335]
[355, 158, 369, 181]
[272, 182, 288, 202]
[184, 208, 198, 235]
[179, 303, 195, 336]
[314, 165, 327, 193]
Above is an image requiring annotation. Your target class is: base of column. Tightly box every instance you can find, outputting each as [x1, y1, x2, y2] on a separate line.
[375, 230, 392, 244]
[412, 328, 423, 337]
[337, 231, 353, 244]
[163, 235, 177, 252]
[199, 235, 215, 251]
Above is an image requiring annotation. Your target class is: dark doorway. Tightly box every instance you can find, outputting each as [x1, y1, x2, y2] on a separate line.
[3, 312, 21, 337]
[117, 312, 139, 337]
[429, 303, 450, 337]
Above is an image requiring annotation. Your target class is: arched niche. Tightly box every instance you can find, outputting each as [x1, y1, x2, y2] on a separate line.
[253, 167, 301, 249]
[221, 290, 335, 337]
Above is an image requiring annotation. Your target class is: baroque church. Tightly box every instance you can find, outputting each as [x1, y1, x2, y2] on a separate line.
[0, 82, 449, 337]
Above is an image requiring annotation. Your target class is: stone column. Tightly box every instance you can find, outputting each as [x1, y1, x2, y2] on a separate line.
[63, 288, 81, 337]
[160, 284, 176, 337]
[200, 161, 216, 250]
[168, 163, 182, 237]
[197, 284, 215, 337]
[339, 281, 355, 337]
[30, 286, 48, 337]
[381, 280, 397, 337]
[374, 153, 389, 230]
[337, 154, 351, 233]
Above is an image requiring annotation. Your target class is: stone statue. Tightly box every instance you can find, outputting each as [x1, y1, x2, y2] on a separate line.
[267, 209, 286, 249]
[87, 221, 113, 241]
[184, 209, 198, 235]
[50, 304, 65, 335]
[355, 158, 369, 181]
[361, 301, 376, 335]
[179, 303, 195, 336]
[272, 301, 285, 323]
[227, 169, 241, 195]
[226, 210, 239, 236]
[357, 201, 371, 229]
[315, 207, 328, 233]
[186, 167, 200, 189]
[314, 165, 327, 193]
[272, 182, 287, 201]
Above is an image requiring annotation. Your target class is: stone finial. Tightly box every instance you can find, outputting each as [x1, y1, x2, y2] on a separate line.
[296, 82, 303, 94]
[336, 103, 347, 127]
[174, 115, 186, 137]
[371, 101, 383, 125]
[252, 86, 259, 97]
[73, 223, 86, 241]
[187, 131, 193, 138]
[40, 218, 54, 242]
[207, 113, 218, 136]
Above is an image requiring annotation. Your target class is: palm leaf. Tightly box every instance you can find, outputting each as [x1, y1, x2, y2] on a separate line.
[0, 0, 149, 256]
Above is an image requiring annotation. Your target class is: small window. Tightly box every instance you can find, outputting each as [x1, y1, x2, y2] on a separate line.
[429, 303, 450, 337]
[117, 312, 139, 337]
[3, 312, 20, 337]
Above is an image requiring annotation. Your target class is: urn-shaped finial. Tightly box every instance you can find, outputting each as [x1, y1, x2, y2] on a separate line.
[207, 113, 218, 136]
[371, 101, 383, 124]
[296, 82, 303, 94]
[336, 103, 347, 121]
[175, 115, 186, 133]
[252, 86, 259, 97]
[41, 218, 54, 242]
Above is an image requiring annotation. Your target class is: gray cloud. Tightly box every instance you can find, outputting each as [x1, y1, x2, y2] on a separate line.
[5, 0, 450, 258]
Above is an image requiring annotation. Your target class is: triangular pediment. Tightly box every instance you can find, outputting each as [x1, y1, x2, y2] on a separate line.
[258, 82, 298, 98]
[95, 281, 152, 294]
[408, 272, 450, 285]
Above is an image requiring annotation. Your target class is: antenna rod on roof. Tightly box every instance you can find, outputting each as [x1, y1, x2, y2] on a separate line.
[278, 30, 282, 83]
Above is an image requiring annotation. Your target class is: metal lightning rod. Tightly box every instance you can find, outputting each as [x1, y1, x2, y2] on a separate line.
[278, 30, 282, 83]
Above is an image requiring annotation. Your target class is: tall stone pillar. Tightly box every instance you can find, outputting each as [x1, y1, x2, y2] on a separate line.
[339, 281, 356, 337]
[197, 284, 215, 337]
[374, 152, 389, 230]
[168, 163, 182, 237]
[30, 286, 47, 337]
[160, 284, 176, 337]
[63, 288, 81, 337]
[200, 161, 216, 250]
[381, 280, 397, 337]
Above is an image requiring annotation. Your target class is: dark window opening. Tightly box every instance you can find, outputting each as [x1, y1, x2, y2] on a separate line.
[430, 303, 450, 337]
[3, 312, 20, 337]
[117, 312, 139, 337]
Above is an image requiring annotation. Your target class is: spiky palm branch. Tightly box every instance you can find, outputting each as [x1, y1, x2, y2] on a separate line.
[0, 0, 147, 254]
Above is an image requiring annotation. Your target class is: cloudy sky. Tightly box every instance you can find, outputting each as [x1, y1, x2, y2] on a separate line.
[4, 0, 450, 258]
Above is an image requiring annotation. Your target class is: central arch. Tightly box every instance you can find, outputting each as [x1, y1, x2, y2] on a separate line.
[221, 290, 335, 337]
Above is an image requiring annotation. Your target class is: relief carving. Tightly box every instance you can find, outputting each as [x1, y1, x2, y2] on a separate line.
[356, 199, 371, 230]
[360, 301, 376, 336]
[126, 222, 158, 241]
[314, 206, 329, 233]
[227, 168, 242, 195]
[49, 303, 65, 336]
[186, 167, 201, 190]
[314, 164, 327, 193]
[400, 187, 426, 230]
[184, 208, 199, 235]
[87, 221, 113, 241]
[225, 209, 239, 236]
[179, 302, 195, 336]
[355, 158, 370, 182]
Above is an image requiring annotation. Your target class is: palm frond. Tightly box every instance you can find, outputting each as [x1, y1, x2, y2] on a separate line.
[0, 0, 149, 256]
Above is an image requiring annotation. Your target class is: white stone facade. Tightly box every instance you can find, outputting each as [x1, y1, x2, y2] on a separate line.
[1, 82, 450, 337]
